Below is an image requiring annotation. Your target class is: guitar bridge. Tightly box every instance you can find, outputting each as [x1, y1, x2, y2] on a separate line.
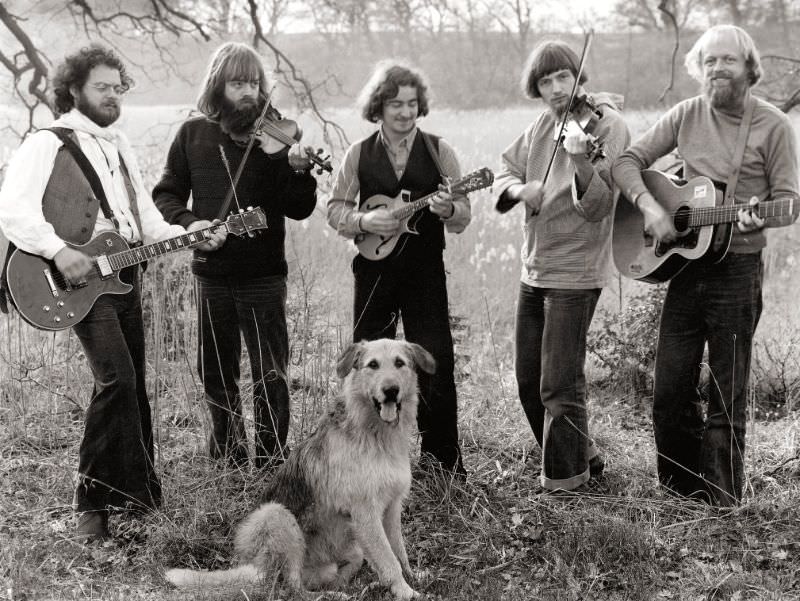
[43, 268, 59, 297]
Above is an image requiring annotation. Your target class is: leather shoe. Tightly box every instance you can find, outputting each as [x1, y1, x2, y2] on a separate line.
[76, 510, 109, 543]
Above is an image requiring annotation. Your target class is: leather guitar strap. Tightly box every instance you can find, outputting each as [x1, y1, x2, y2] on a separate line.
[712, 96, 756, 250]
[420, 131, 445, 181]
[46, 128, 121, 230]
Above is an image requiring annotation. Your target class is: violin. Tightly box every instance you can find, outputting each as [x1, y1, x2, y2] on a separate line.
[253, 105, 333, 174]
[553, 93, 605, 163]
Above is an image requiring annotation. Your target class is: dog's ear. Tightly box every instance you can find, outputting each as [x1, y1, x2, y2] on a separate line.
[336, 341, 365, 379]
[406, 342, 436, 375]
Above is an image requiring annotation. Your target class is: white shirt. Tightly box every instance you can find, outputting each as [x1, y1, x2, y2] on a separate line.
[0, 110, 185, 260]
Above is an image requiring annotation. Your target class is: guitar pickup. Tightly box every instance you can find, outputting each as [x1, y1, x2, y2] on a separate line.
[96, 255, 113, 278]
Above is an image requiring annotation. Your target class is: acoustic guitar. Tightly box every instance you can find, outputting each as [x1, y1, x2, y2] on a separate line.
[356, 167, 494, 261]
[5, 207, 267, 331]
[613, 169, 796, 283]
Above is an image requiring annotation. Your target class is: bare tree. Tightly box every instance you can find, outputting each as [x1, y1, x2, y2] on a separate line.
[611, 0, 699, 30]
[0, 0, 347, 148]
[490, 0, 533, 64]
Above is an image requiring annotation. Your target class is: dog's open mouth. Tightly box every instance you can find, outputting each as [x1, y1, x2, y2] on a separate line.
[374, 398, 401, 423]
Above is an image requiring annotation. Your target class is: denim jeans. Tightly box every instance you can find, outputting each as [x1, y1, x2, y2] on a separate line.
[195, 274, 290, 467]
[515, 284, 601, 490]
[72, 266, 160, 511]
[653, 252, 763, 505]
[352, 254, 462, 472]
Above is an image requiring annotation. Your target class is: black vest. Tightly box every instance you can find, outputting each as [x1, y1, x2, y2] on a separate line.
[357, 130, 444, 261]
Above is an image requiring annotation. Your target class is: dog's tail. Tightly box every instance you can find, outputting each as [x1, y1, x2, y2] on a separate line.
[165, 502, 305, 591]
[165, 564, 260, 589]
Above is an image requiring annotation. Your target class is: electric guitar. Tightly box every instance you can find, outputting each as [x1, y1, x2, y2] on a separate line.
[6, 207, 267, 331]
[613, 169, 796, 283]
[356, 167, 494, 261]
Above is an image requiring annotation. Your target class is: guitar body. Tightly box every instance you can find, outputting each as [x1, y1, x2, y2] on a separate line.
[6, 231, 132, 331]
[613, 170, 727, 283]
[356, 192, 419, 261]
[354, 167, 494, 262]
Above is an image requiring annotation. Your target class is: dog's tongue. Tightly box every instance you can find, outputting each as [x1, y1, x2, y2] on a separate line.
[380, 402, 398, 422]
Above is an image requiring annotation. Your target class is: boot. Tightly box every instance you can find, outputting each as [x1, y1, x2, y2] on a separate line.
[75, 509, 109, 543]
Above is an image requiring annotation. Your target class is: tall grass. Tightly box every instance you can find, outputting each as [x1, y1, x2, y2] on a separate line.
[1, 107, 799, 600]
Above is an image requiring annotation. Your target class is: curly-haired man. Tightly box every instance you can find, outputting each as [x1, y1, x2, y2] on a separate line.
[327, 62, 471, 479]
[0, 45, 219, 541]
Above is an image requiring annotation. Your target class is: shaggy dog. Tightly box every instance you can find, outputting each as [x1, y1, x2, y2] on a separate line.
[165, 339, 435, 600]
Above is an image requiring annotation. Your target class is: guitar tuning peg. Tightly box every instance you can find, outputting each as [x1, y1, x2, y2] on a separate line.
[239, 208, 244, 213]
[317, 148, 323, 155]
[247, 206, 253, 210]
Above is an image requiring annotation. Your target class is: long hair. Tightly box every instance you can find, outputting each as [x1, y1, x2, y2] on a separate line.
[684, 25, 762, 86]
[521, 41, 587, 99]
[357, 61, 430, 123]
[197, 43, 269, 118]
[51, 44, 133, 116]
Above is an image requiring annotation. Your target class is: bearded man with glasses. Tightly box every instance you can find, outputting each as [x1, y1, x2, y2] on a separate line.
[0, 44, 207, 542]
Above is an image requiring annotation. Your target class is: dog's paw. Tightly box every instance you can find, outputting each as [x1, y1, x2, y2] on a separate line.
[390, 581, 419, 601]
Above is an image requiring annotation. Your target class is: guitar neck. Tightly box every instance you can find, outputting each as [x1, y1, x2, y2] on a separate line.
[107, 225, 225, 271]
[391, 191, 441, 220]
[690, 197, 796, 227]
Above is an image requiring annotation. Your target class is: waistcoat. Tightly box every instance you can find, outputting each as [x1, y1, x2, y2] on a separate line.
[357, 130, 444, 260]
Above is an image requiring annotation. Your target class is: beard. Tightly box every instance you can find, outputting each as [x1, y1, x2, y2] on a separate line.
[219, 95, 264, 136]
[76, 93, 120, 127]
[704, 71, 749, 111]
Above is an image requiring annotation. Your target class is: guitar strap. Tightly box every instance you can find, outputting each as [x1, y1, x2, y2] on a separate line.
[711, 97, 756, 251]
[420, 131, 445, 181]
[46, 128, 121, 230]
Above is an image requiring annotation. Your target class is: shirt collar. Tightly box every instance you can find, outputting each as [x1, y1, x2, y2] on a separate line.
[378, 125, 418, 154]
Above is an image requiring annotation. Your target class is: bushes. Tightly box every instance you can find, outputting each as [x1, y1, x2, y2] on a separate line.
[588, 284, 666, 394]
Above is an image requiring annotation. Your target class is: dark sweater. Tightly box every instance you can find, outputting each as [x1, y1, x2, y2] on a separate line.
[153, 116, 317, 279]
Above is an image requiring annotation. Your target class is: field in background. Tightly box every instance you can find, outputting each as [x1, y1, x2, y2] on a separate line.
[1, 107, 799, 600]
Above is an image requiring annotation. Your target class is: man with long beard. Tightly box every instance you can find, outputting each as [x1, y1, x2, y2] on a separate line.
[492, 41, 629, 494]
[154, 42, 317, 468]
[0, 45, 208, 541]
[613, 25, 799, 505]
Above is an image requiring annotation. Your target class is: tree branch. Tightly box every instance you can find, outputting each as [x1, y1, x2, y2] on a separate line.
[245, 0, 349, 152]
[656, 0, 680, 104]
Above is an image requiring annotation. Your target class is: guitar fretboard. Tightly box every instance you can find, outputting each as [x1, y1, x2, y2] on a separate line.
[390, 170, 492, 220]
[688, 197, 796, 227]
[107, 227, 223, 271]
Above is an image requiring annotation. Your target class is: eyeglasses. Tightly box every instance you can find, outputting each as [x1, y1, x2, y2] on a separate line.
[89, 83, 128, 96]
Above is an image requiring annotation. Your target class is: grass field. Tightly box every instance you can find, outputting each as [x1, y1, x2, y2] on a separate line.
[1, 106, 799, 600]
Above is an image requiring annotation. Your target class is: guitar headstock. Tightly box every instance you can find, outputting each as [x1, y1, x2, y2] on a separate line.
[226, 207, 268, 237]
[454, 167, 494, 194]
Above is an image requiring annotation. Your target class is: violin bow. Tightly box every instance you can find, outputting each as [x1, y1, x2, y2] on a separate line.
[541, 29, 594, 187]
[215, 84, 277, 220]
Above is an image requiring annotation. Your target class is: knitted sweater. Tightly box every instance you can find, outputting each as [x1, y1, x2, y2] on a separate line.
[493, 93, 630, 289]
[153, 116, 317, 279]
[612, 94, 799, 253]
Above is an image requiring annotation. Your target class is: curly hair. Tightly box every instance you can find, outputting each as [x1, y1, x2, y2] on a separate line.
[684, 25, 762, 86]
[51, 44, 133, 115]
[521, 41, 587, 99]
[197, 42, 269, 118]
[357, 62, 430, 123]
